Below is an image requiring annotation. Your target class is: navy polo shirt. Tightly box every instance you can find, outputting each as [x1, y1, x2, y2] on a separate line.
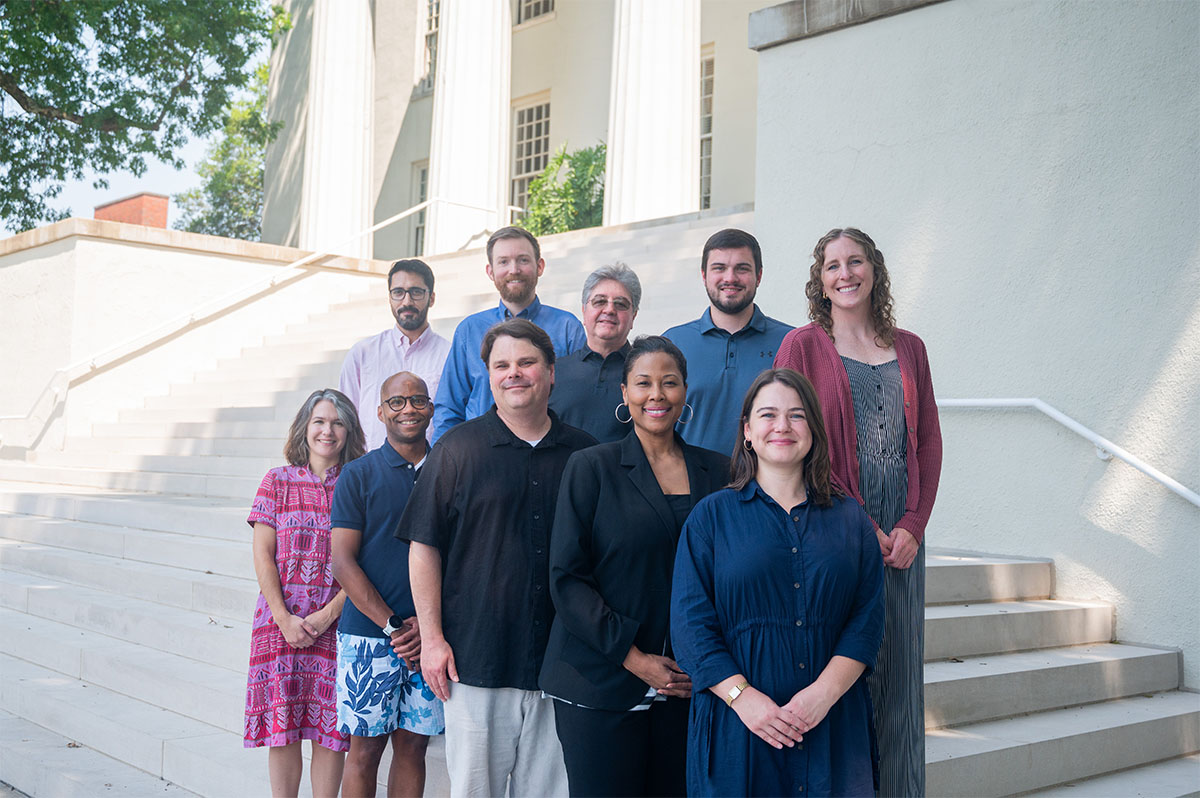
[663, 305, 792, 457]
[331, 441, 421, 638]
[547, 343, 630, 444]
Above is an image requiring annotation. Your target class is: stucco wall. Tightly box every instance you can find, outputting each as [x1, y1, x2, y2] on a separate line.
[752, 0, 1200, 685]
[0, 222, 385, 449]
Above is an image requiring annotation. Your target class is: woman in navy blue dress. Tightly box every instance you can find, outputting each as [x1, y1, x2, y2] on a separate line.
[670, 369, 884, 797]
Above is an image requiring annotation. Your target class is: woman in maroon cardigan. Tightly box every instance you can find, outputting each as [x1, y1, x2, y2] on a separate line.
[774, 227, 942, 797]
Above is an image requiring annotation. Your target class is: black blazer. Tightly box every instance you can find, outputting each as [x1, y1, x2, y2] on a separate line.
[539, 430, 730, 711]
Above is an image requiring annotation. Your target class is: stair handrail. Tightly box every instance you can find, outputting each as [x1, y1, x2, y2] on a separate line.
[0, 196, 506, 448]
[938, 397, 1200, 508]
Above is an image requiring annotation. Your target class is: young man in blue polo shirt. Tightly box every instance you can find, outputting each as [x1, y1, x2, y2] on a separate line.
[431, 226, 586, 441]
[331, 371, 442, 797]
[662, 228, 792, 457]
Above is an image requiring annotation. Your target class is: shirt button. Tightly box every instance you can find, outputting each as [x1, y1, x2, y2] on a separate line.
[905, 401, 910, 407]
[532, 480, 539, 486]
[793, 583, 800, 589]
[798, 663, 806, 669]
[535, 548, 543, 555]
[533, 513, 541, 520]
[791, 515, 799, 522]
[791, 547, 798, 553]
[795, 619, 803, 626]
[877, 405, 883, 411]
[909, 427, 915, 433]
[879, 423, 884, 429]
[535, 585, 543, 592]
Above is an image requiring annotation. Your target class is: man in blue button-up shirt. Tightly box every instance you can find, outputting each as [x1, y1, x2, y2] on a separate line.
[663, 229, 792, 457]
[432, 226, 586, 441]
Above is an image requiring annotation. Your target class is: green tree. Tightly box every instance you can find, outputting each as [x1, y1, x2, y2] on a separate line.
[519, 142, 605, 236]
[173, 63, 276, 240]
[0, 0, 288, 233]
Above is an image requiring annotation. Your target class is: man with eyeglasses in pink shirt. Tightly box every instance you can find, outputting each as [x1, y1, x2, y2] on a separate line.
[340, 259, 451, 450]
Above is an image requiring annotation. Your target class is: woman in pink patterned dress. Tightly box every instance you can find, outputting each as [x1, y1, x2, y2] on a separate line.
[245, 388, 366, 797]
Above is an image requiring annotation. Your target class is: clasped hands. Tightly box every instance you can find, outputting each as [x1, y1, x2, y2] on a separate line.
[875, 525, 918, 569]
[732, 683, 834, 750]
[623, 646, 693, 698]
[276, 606, 336, 648]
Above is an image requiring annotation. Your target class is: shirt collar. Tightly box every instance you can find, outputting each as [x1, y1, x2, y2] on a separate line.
[699, 305, 767, 335]
[582, 341, 631, 362]
[378, 439, 425, 468]
[497, 295, 542, 321]
[482, 405, 564, 448]
[389, 324, 431, 350]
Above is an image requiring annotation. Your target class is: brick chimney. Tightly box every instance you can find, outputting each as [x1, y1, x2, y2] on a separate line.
[94, 192, 169, 228]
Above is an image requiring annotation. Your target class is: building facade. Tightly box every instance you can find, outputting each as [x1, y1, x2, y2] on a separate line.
[262, 0, 766, 259]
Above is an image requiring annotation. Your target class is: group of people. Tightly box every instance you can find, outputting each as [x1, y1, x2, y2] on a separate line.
[242, 224, 942, 798]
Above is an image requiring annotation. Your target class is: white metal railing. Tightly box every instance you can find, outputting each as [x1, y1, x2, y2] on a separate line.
[0, 196, 507, 449]
[938, 397, 1200, 508]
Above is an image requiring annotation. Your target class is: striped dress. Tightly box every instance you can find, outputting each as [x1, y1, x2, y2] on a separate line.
[841, 357, 925, 797]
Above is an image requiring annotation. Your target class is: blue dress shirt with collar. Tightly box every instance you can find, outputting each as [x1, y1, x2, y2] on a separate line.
[432, 296, 586, 441]
[662, 305, 792, 457]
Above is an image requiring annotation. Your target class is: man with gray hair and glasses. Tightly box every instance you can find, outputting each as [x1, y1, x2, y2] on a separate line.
[549, 263, 641, 443]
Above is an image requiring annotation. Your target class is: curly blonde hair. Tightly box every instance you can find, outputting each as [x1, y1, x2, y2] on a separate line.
[805, 227, 897, 347]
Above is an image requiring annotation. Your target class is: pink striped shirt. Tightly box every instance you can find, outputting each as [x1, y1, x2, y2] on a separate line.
[339, 325, 450, 450]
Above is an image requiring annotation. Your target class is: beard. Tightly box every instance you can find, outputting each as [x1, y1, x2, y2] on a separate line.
[706, 283, 756, 316]
[394, 305, 429, 331]
[496, 276, 536, 306]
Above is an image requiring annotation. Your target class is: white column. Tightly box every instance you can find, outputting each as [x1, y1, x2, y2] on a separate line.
[603, 0, 701, 226]
[299, 0, 374, 258]
[426, 0, 511, 255]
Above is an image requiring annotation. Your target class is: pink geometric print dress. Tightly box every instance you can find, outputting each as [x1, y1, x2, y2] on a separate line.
[243, 465, 349, 752]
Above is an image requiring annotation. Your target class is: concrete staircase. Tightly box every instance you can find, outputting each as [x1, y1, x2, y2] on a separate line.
[1, 207, 1198, 796]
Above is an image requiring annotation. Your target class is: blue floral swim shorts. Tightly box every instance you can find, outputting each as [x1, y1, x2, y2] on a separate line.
[336, 632, 445, 738]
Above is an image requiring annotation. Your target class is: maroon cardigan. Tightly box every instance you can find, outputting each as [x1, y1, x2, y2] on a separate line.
[774, 323, 943, 543]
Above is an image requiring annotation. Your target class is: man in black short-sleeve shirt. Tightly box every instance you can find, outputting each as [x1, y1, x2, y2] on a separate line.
[397, 318, 595, 797]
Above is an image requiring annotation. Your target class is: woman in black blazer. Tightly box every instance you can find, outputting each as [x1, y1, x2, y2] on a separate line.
[540, 335, 730, 798]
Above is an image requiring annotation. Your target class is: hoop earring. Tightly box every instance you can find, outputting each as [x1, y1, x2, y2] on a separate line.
[677, 403, 694, 425]
[743, 439, 753, 452]
[614, 403, 632, 424]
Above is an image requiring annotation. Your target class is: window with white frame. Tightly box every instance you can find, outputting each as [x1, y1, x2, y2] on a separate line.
[417, 0, 440, 94]
[413, 161, 429, 256]
[517, 0, 554, 24]
[700, 52, 714, 210]
[511, 101, 551, 211]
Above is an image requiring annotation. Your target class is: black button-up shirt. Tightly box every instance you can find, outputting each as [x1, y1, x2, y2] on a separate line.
[396, 407, 597, 690]
[548, 343, 630, 444]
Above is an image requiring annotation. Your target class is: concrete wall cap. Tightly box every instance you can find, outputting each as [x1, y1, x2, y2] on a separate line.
[749, 0, 948, 51]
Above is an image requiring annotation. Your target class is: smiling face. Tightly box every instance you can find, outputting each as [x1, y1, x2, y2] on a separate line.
[743, 381, 813, 473]
[487, 334, 554, 416]
[377, 372, 433, 447]
[621, 351, 687, 437]
[820, 236, 874, 315]
[389, 269, 434, 332]
[306, 399, 348, 466]
[703, 246, 761, 315]
[486, 237, 544, 307]
[583, 278, 636, 350]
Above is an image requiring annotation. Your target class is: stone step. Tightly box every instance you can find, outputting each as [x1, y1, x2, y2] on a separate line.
[0, 608, 244, 733]
[0, 512, 252, 579]
[1021, 753, 1200, 797]
[0, 710, 197, 798]
[187, 359, 339, 387]
[0, 541, 255, 620]
[169, 373, 344, 397]
[0, 483, 245, 539]
[116, 405, 280, 425]
[925, 599, 1112, 661]
[925, 643, 1181, 729]
[142, 389, 317, 413]
[0, 462, 259, 500]
[926, 551, 1052, 604]
[90, 419, 284, 440]
[47, 435, 283, 459]
[0, 655, 273, 796]
[31, 450, 274, 478]
[925, 691, 1200, 797]
[0, 570, 249, 671]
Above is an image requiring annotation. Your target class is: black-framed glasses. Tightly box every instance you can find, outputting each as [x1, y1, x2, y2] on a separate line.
[390, 286, 429, 301]
[384, 394, 431, 411]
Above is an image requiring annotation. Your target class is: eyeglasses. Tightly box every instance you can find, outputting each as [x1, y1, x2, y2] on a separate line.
[383, 394, 431, 411]
[588, 296, 633, 312]
[390, 286, 429, 301]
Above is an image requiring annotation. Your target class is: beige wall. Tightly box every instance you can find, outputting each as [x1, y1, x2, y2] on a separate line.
[701, 0, 761, 210]
[752, 0, 1200, 686]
